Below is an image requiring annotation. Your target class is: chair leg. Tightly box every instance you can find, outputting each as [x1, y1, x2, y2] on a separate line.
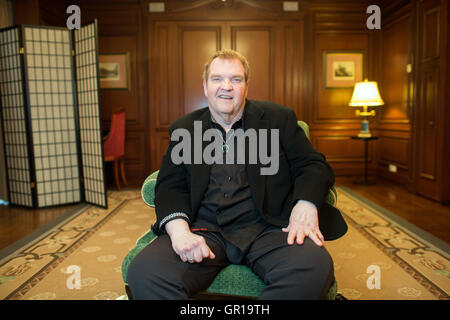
[113, 159, 120, 191]
[120, 158, 128, 186]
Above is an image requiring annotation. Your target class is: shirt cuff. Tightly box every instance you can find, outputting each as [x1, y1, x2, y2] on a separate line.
[159, 212, 190, 230]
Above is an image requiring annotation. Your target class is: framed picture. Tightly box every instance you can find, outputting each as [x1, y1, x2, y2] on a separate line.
[323, 51, 364, 88]
[99, 52, 130, 90]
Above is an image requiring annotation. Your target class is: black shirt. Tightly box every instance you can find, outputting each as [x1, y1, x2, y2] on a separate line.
[191, 117, 270, 261]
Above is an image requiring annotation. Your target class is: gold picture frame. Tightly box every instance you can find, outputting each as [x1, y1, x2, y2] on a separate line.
[323, 51, 364, 88]
[99, 52, 130, 90]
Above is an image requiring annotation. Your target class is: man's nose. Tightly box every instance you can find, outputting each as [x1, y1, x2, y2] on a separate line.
[221, 79, 232, 90]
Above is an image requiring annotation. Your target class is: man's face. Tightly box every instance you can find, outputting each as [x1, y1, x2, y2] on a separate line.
[203, 58, 248, 123]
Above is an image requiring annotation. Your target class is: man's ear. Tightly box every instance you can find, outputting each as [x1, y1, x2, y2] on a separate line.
[203, 80, 208, 97]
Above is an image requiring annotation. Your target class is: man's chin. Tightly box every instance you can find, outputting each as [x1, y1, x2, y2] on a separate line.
[216, 104, 235, 115]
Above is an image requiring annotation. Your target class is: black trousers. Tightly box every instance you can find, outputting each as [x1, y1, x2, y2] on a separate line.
[126, 228, 334, 300]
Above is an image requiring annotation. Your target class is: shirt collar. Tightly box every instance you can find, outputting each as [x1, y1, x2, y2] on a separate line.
[210, 108, 246, 131]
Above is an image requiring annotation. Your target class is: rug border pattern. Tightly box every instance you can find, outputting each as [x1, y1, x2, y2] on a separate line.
[337, 187, 449, 300]
[2, 195, 139, 300]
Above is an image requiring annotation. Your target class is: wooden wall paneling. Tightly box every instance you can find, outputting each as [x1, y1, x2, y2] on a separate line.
[14, 0, 40, 25]
[379, 14, 410, 125]
[151, 22, 182, 127]
[120, 131, 146, 183]
[377, 135, 410, 184]
[231, 24, 273, 102]
[155, 24, 170, 127]
[284, 22, 302, 117]
[153, 132, 170, 171]
[312, 129, 378, 176]
[39, 0, 71, 26]
[16, 0, 70, 26]
[302, 11, 314, 124]
[314, 136, 366, 163]
[180, 24, 222, 114]
[376, 4, 412, 186]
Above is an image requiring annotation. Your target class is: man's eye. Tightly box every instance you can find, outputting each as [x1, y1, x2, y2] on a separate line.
[211, 77, 221, 81]
[232, 78, 242, 83]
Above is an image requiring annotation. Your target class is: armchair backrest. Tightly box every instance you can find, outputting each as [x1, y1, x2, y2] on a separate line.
[297, 121, 309, 139]
[104, 109, 126, 158]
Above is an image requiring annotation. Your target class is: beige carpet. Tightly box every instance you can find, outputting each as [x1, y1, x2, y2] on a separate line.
[0, 188, 448, 300]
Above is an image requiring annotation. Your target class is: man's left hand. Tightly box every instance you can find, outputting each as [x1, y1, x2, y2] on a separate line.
[282, 200, 324, 246]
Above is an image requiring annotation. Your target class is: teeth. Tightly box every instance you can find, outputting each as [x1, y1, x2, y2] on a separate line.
[218, 95, 232, 99]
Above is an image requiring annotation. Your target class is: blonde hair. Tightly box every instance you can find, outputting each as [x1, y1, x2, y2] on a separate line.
[203, 49, 250, 82]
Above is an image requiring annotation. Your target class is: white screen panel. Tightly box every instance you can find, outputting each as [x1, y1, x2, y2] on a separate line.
[0, 27, 33, 207]
[74, 21, 107, 208]
[23, 26, 80, 207]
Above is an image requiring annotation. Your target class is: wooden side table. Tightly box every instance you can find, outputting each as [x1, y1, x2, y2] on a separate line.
[351, 136, 378, 185]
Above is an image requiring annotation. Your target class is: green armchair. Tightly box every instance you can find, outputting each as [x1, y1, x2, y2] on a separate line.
[121, 121, 339, 299]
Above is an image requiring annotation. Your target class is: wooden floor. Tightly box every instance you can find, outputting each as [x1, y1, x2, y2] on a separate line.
[0, 177, 449, 251]
[0, 202, 80, 251]
[335, 177, 450, 244]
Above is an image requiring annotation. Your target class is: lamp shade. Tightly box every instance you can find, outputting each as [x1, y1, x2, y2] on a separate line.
[349, 79, 384, 107]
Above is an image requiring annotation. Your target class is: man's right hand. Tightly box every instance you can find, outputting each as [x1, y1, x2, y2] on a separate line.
[165, 219, 215, 263]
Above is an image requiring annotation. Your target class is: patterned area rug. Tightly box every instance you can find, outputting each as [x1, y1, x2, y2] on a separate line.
[327, 187, 449, 300]
[0, 188, 448, 300]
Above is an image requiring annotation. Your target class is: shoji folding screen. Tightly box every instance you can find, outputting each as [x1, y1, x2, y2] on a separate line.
[0, 20, 107, 209]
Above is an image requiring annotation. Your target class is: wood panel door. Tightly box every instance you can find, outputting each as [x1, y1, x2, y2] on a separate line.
[148, 20, 301, 171]
[413, 0, 449, 202]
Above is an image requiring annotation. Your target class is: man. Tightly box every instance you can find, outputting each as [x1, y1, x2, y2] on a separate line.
[127, 49, 347, 299]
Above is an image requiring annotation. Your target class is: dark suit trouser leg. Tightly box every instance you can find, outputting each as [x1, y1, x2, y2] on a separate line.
[245, 229, 334, 300]
[126, 233, 229, 299]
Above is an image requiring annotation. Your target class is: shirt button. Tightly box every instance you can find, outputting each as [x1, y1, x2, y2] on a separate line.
[227, 176, 232, 181]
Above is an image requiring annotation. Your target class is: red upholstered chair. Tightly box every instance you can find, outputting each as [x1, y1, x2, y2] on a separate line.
[103, 108, 128, 190]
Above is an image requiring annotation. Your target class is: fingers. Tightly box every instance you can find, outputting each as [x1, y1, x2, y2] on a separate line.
[180, 253, 188, 263]
[179, 236, 215, 263]
[283, 224, 324, 246]
[307, 230, 324, 247]
[286, 228, 306, 245]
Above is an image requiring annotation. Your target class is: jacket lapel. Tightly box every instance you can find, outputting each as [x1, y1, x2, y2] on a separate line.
[190, 109, 212, 213]
[244, 101, 269, 216]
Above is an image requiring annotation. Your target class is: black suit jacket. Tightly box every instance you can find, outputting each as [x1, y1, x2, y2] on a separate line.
[154, 100, 347, 240]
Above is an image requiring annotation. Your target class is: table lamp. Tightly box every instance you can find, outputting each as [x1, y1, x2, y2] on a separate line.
[348, 79, 384, 138]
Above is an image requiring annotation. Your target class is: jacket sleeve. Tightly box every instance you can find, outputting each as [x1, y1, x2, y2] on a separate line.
[153, 126, 193, 235]
[281, 109, 335, 212]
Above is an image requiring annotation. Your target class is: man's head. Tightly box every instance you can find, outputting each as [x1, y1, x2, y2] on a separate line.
[202, 49, 250, 126]
[202, 49, 250, 83]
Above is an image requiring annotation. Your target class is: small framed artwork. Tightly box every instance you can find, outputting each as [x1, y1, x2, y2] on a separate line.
[323, 51, 364, 88]
[98, 52, 130, 90]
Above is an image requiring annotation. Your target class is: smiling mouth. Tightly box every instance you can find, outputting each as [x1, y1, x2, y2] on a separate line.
[218, 95, 233, 100]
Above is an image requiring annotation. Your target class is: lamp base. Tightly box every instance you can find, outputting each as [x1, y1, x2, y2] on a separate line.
[358, 119, 372, 138]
